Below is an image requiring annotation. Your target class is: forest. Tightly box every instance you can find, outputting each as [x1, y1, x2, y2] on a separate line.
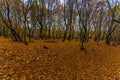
[0, 0, 120, 79]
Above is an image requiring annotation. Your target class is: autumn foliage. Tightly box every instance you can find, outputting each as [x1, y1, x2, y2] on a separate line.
[0, 37, 120, 79]
[0, 0, 120, 79]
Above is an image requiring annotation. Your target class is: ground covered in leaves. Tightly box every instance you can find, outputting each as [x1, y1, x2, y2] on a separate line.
[0, 37, 120, 80]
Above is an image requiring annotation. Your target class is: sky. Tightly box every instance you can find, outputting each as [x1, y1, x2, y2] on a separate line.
[60, 0, 64, 4]
[59, 0, 120, 4]
[23, 0, 120, 5]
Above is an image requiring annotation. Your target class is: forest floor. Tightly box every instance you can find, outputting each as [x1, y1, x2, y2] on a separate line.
[0, 37, 120, 80]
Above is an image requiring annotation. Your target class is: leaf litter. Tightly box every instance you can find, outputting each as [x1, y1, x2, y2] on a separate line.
[0, 37, 120, 79]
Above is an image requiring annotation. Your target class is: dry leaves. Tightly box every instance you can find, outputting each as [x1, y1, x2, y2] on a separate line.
[0, 37, 120, 80]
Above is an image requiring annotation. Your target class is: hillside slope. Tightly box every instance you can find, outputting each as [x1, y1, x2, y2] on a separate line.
[0, 37, 120, 80]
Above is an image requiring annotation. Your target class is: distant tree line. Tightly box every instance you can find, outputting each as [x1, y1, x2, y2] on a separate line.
[0, 0, 120, 49]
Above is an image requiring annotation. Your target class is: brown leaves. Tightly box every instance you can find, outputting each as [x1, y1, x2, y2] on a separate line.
[0, 38, 120, 79]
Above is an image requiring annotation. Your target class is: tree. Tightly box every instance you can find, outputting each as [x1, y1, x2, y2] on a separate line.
[0, 0, 22, 41]
[105, 0, 120, 44]
[106, 0, 120, 23]
[75, 0, 93, 50]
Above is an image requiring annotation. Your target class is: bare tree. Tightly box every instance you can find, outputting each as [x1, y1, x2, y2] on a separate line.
[0, 0, 22, 41]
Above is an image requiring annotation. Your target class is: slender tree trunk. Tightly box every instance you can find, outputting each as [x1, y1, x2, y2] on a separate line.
[62, 25, 68, 42]
[23, 16, 28, 45]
